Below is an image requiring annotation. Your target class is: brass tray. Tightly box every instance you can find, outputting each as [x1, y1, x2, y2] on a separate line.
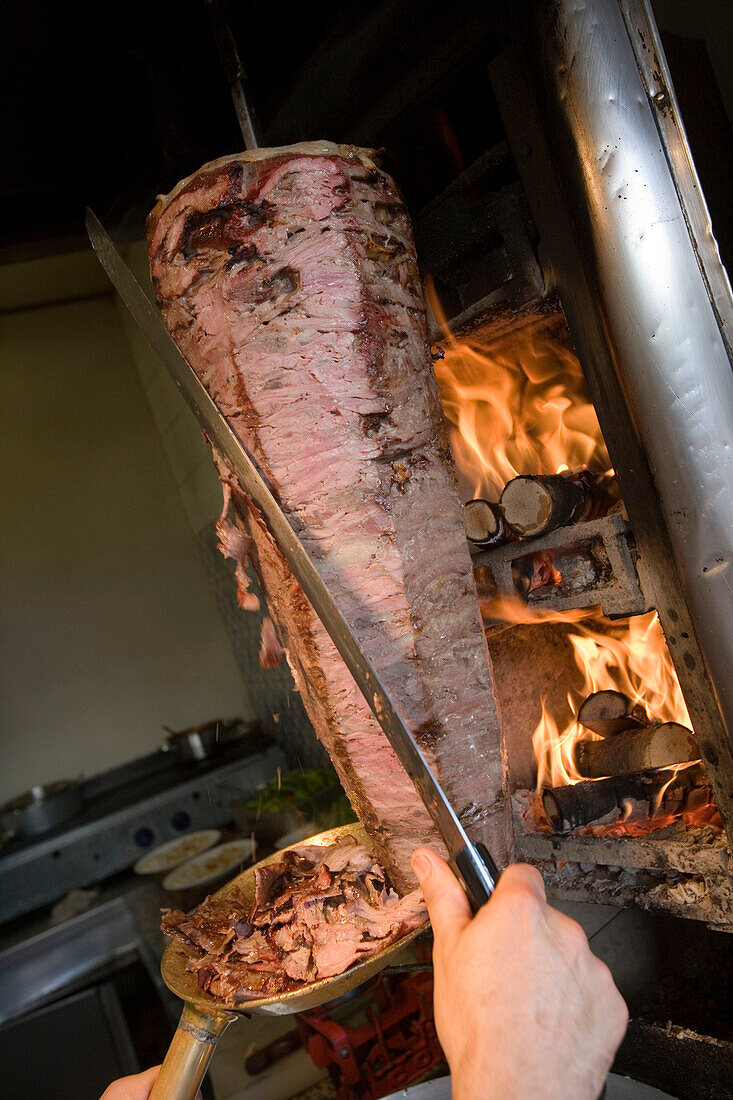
[160, 822, 428, 1017]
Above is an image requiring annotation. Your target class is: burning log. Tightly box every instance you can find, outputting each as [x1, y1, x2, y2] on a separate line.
[463, 499, 513, 549]
[500, 471, 617, 538]
[543, 774, 649, 832]
[574, 722, 699, 780]
[577, 690, 649, 737]
[542, 763, 706, 832]
[507, 543, 609, 599]
[511, 550, 560, 595]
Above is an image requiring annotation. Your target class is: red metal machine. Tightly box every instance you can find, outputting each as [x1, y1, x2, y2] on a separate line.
[245, 968, 444, 1098]
[297, 971, 443, 1098]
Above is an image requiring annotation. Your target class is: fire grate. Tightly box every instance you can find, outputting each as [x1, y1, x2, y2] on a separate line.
[512, 802, 733, 929]
[474, 512, 646, 617]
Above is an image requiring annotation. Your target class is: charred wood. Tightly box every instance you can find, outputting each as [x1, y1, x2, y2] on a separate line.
[500, 471, 617, 538]
[577, 690, 649, 737]
[574, 722, 699, 780]
[463, 499, 513, 550]
[542, 763, 706, 832]
[509, 542, 608, 598]
[542, 775, 647, 832]
[551, 543, 607, 593]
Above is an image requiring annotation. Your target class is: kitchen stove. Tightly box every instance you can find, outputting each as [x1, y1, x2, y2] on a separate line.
[0, 734, 285, 924]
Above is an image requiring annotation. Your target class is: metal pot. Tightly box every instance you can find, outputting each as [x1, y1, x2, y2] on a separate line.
[0, 780, 83, 839]
[163, 721, 223, 762]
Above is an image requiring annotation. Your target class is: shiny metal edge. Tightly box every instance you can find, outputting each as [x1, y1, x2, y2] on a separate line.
[618, 0, 733, 354]
[530, 0, 733, 740]
[0, 898, 138, 1024]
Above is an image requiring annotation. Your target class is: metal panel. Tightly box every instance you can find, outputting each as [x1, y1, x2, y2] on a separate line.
[0, 898, 137, 1024]
[490, 1, 733, 847]
[516, 0, 733, 733]
[0, 983, 141, 1098]
[618, 0, 733, 355]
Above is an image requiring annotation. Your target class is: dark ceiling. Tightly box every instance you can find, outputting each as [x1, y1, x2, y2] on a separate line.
[0, 0, 505, 262]
[1, 1, 731, 271]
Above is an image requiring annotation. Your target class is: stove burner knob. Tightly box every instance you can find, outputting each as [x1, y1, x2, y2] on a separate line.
[134, 826, 155, 848]
[171, 811, 191, 832]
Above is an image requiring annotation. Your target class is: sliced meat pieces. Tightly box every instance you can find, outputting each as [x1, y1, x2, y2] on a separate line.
[161, 895, 240, 955]
[259, 616, 284, 668]
[149, 141, 508, 889]
[310, 922, 370, 979]
[161, 836, 426, 1005]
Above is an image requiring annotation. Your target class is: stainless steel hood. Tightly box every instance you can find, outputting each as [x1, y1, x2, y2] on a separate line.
[491, 1, 733, 838]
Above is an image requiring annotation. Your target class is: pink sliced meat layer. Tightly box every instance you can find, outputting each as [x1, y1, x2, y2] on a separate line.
[149, 141, 508, 888]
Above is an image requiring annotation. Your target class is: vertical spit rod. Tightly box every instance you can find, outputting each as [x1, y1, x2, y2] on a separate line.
[204, 0, 262, 150]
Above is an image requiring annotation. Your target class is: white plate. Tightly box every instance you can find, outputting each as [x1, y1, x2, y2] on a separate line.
[162, 838, 256, 890]
[133, 829, 221, 875]
[274, 822, 317, 849]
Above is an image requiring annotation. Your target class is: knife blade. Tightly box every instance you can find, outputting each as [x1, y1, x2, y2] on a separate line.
[86, 208, 499, 910]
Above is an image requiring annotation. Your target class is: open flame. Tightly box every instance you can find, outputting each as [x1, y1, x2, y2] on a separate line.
[532, 610, 692, 790]
[428, 283, 611, 499]
[427, 289, 709, 830]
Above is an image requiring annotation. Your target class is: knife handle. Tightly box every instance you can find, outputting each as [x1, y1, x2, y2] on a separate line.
[449, 842, 500, 913]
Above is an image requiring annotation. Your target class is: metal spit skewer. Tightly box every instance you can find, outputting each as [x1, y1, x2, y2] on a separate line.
[204, 0, 262, 150]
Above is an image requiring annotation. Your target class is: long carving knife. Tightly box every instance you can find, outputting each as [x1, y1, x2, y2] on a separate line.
[86, 209, 499, 910]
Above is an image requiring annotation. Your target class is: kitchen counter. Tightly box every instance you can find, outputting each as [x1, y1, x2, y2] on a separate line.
[0, 866, 333, 1099]
[0, 869, 177, 1025]
[0, 739, 286, 924]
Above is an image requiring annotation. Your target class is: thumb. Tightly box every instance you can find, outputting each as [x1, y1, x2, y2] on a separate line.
[411, 847, 472, 944]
